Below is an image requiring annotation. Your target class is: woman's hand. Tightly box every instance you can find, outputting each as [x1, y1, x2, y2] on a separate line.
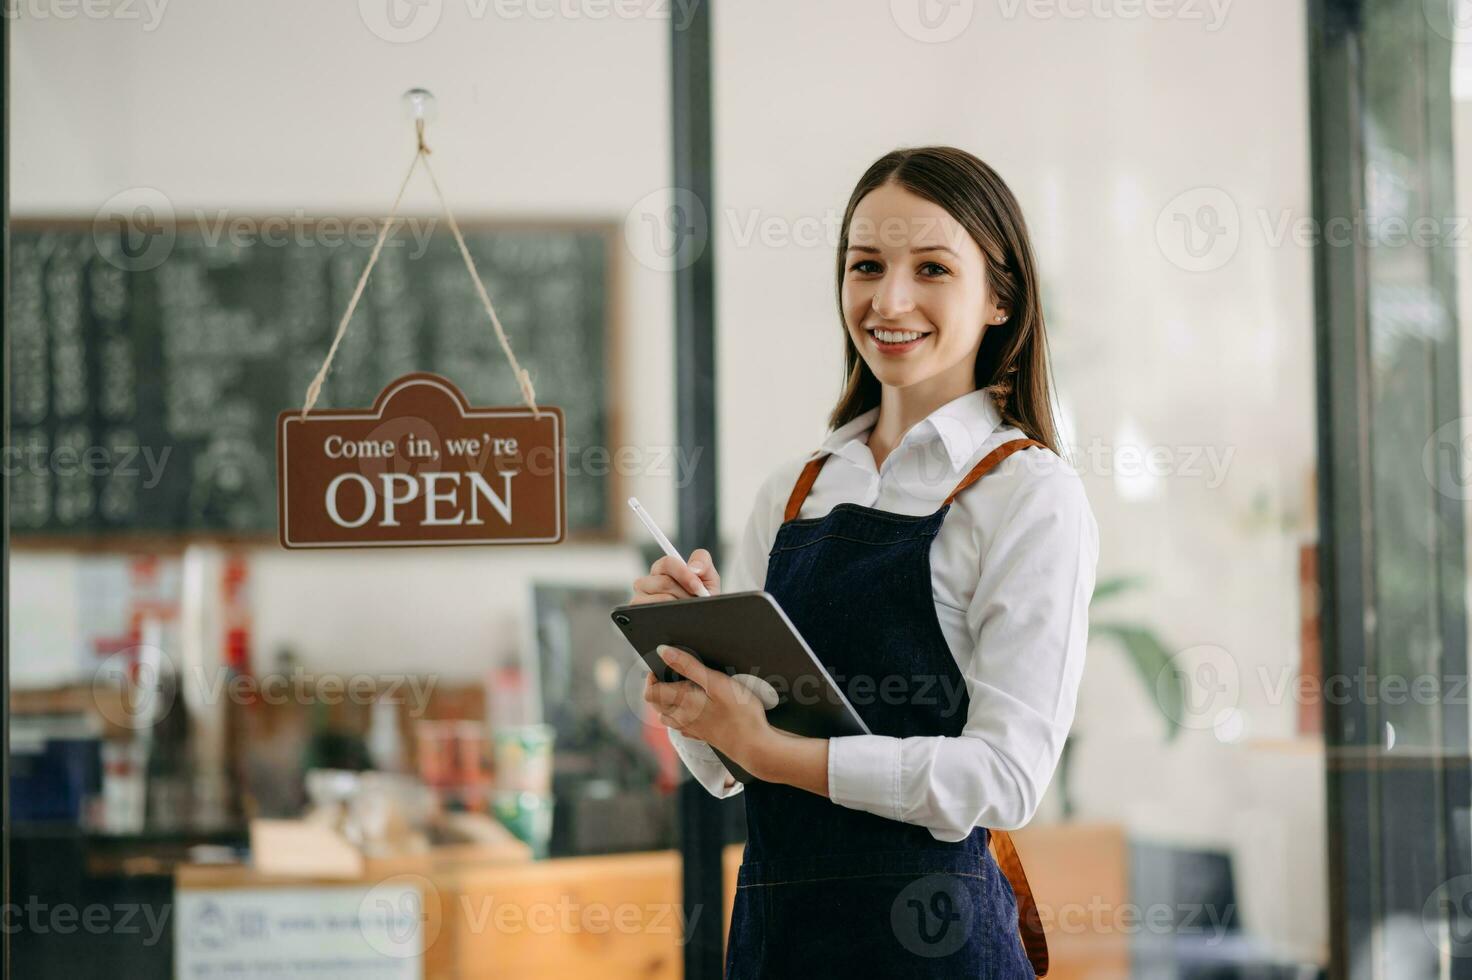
[629, 548, 720, 605]
[643, 645, 771, 772]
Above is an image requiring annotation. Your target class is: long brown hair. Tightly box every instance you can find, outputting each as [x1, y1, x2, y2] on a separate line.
[828, 146, 1060, 454]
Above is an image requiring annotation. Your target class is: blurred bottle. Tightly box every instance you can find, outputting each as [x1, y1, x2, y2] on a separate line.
[367, 697, 405, 773]
[486, 658, 532, 729]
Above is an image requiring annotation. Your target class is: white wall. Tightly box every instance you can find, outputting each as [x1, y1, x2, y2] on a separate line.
[12, 0, 1325, 959]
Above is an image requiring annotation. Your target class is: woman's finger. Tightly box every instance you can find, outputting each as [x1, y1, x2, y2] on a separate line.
[643, 674, 677, 705]
[632, 573, 694, 600]
[687, 548, 721, 593]
[628, 592, 676, 606]
[646, 679, 703, 712]
[651, 555, 708, 598]
[657, 645, 715, 689]
[660, 698, 704, 729]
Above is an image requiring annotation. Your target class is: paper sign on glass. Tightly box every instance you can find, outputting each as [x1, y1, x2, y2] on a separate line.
[277, 372, 565, 549]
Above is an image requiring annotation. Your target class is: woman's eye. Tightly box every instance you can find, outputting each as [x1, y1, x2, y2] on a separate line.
[918, 262, 950, 277]
[849, 260, 881, 274]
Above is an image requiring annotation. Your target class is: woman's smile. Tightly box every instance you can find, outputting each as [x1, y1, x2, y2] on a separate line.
[867, 326, 931, 354]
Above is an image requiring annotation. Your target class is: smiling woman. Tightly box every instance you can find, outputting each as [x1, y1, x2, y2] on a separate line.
[832, 148, 1055, 464]
[843, 190, 1000, 364]
[633, 146, 1094, 980]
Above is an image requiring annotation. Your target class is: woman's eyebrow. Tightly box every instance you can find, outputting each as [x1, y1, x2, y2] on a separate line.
[845, 244, 959, 255]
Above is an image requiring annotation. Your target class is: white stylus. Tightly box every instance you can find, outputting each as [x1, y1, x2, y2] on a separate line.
[627, 496, 711, 598]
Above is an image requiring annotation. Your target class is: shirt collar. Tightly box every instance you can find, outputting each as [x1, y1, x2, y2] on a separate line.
[818, 389, 1003, 472]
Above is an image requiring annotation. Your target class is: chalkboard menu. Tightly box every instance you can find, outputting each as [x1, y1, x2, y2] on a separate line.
[9, 220, 616, 540]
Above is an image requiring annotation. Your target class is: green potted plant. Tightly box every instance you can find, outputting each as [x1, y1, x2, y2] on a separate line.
[1055, 575, 1188, 819]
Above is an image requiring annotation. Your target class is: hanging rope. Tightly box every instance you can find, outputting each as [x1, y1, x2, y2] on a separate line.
[299, 116, 541, 420]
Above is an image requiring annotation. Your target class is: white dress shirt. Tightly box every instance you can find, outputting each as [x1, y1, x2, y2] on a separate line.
[665, 387, 1099, 841]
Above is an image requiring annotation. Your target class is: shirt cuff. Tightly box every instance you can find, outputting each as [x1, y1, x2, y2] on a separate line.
[827, 735, 902, 821]
[666, 728, 744, 799]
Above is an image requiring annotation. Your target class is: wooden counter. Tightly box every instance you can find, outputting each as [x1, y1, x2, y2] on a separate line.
[175, 822, 1132, 979]
[176, 847, 686, 980]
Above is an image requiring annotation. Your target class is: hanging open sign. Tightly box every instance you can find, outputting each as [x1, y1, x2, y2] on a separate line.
[277, 373, 565, 549]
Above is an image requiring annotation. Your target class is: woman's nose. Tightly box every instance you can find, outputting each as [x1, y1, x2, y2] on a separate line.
[871, 275, 915, 318]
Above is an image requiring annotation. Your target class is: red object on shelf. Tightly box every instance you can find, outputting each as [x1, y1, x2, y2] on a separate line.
[221, 554, 252, 676]
[1298, 540, 1323, 737]
[225, 627, 250, 675]
[414, 719, 489, 812]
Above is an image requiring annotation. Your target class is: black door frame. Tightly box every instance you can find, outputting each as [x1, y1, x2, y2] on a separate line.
[670, 3, 730, 979]
[1309, 0, 1472, 976]
[3, 4, 12, 977]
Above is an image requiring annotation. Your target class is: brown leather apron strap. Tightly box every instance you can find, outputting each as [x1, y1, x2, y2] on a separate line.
[942, 438, 1046, 507]
[785, 436, 1045, 522]
[990, 829, 1050, 977]
[783, 453, 831, 522]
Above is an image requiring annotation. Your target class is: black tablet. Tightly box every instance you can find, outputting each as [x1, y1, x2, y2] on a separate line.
[610, 590, 870, 783]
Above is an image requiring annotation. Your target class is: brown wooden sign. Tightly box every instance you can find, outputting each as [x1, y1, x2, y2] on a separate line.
[277, 373, 565, 549]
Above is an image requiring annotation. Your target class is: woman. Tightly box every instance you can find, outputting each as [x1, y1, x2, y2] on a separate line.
[630, 146, 1098, 979]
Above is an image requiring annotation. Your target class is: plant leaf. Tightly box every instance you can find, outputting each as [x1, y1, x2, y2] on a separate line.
[1090, 575, 1147, 606]
[1091, 622, 1185, 742]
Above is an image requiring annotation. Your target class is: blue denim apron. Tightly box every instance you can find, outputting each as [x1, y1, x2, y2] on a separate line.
[725, 437, 1051, 980]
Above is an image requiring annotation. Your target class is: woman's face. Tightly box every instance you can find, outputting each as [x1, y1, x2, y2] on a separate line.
[841, 181, 1006, 393]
